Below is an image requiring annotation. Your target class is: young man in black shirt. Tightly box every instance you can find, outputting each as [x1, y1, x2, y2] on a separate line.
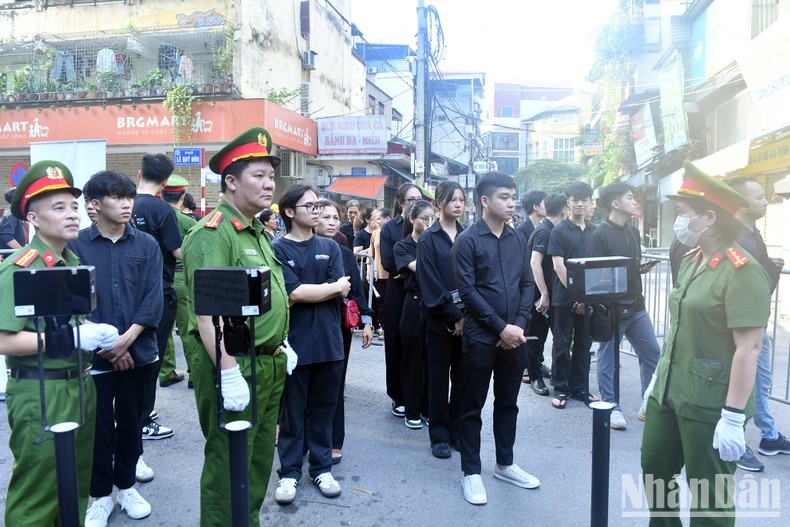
[452, 172, 538, 505]
[72, 171, 164, 525]
[727, 177, 790, 470]
[131, 153, 182, 441]
[525, 193, 567, 396]
[547, 181, 596, 410]
[515, 190, 546, 248]
[586, 183, 659, 430]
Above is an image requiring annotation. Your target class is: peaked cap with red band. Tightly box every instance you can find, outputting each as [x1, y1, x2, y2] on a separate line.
[163, 174, 189, 192]
[11, 160, 82, 219]
[209, 127, 281, 176]
[667, 160, 748, 216]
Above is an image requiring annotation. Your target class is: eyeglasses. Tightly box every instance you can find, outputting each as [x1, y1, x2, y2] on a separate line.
[405, 197, 419, 204]
[294, 203, 321, 213]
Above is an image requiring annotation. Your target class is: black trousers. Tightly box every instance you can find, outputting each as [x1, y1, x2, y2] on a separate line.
[278, 359, 344, 480]
[373, 278, 387, 330]
[143, 287, 177, 421]
[332, 327, 353, 450]
[384, 278, 405, 405]
[426, 323, 462, 445]
[458, 335, 524, 475]
[399, 293, 428, 420]
[551, 307, 592, 395]
[90, 363, 155, 497]
[525, 306, 551, 380]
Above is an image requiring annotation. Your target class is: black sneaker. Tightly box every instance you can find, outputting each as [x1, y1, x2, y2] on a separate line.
[142, 420, 174, 440]
[159, 372, 185, 388]
[737, 447, 764, 472]
[432, 442, 452, 459]
[391, 402, 405, 418]
[758, 433, 790, 456]
[149, 410, 158, 421]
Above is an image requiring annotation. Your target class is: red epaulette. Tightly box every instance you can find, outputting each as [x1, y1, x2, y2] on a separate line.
[204, 212, 224, 229]
[725, 247, 749, 269]
[12, 248, 38, 268]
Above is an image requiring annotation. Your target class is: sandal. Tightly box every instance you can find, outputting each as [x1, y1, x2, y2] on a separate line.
[551, 393, 568, 410]
[570, 392, 599, 407]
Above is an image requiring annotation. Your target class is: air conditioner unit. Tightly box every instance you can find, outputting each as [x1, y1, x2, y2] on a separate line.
[367, 67, 378, 74]
[301, 51, 317, 70]
[276, 152, 305, 180]
[314, 168, 330, 187]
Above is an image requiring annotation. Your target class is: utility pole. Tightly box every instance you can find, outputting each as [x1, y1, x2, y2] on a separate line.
[415, 0, 428, 185]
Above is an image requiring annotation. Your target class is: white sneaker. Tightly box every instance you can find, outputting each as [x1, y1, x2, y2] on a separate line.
[116, 487, 151, 520]
[493, 464, 540, 489]
[462, 474, 487, 505]
[314, 472, 341, 498]
[274, 477, 297, 505]
[610, 409, 627, 430]
[85, 496, 115, 527]
[135, 456, 154, 483]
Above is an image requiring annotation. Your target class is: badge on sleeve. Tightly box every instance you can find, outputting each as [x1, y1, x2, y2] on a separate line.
[41, 251, 56, 267]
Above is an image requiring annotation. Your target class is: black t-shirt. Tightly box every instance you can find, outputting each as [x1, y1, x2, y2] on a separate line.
[394, 235, 419, 292]
[547, 219, 595, 308]
[516, 220, 536, 246]
[586, 219, 645, 311]
[273, 235, 344, 364]
[528, 218, 555, 302]
[339, 221, 354, 245]
[737, 226, 781, 293]
[131, 194, 182, 286]
[354, 228, 372, 250]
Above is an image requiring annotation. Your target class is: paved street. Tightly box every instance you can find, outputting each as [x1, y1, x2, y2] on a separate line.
[2, 335, 789, 526]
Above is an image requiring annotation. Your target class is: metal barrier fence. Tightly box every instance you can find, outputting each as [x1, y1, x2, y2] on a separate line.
[355, 251, 375, 310]
[636, 248, 790, 406]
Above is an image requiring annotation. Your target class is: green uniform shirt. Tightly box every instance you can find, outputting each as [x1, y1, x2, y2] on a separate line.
[173, 209, 198, 271]
[183, 200, 289, 349]
[0, 236, 89, 370]
[652, 242, 771, 423]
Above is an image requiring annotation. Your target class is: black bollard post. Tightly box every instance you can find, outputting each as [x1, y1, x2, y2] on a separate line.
[612, 304, 620, 406]
[227, 420, 251, 527]
[51, 422, 80, 527]
[590, 401, 615, 527]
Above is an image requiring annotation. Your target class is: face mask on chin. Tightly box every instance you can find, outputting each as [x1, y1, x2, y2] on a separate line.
[673, 213, 708, 246]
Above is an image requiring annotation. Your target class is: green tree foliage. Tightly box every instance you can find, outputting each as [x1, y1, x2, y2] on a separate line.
[515, 159, 586, 194]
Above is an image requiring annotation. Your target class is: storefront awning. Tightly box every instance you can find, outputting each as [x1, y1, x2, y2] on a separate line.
[325, 176, 388, 199]
[692, 139, 751, 177]
[382, 163, 414, 182]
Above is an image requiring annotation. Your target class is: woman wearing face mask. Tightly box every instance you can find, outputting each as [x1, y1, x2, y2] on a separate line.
[393, 199, 435, 429]
[641, 161, 771, 524]
[314, 199, 373, 465]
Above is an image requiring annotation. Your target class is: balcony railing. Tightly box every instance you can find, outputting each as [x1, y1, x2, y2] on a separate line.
[1, 20, 234, 105]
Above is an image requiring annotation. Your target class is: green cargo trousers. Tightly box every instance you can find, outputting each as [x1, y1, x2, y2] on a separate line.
[192, 344, 286, 527]
[160, 271, 197, 381]
[5, 374, 96, 527]
[641, 395, 737, 527]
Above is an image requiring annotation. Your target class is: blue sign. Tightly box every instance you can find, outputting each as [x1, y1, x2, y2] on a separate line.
[173, 148, 203, 167]
[350, 167, 367, 176]
[10, 163, 27, 186]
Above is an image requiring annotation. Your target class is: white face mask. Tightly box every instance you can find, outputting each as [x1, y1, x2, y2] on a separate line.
[673, 213, 708, 246]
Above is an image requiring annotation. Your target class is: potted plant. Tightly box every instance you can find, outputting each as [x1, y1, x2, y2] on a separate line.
[140, 68, 163, 97]
[97, 71, 123, 98]
[163, 83, 196, 146]
[84, 80, 99, 99]
[12, 66, 31, 102]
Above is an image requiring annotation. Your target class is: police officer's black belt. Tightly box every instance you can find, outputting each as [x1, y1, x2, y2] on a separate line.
[255, 344, 281, 356]
[10, 367, 91, 380]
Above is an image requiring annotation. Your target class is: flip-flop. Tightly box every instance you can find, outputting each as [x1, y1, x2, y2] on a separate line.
[552, 393, 568, 409]
[571, 392, 599, 408]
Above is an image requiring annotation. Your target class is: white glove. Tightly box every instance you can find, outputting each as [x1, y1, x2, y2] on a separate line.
[712, 408, 746, 462]
[282, 339, 298, 376]
[220, 365, 250, 412]
[73, 324, 119, 351]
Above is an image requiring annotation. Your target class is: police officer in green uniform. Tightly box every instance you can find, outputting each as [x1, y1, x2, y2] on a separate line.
[182, 128, 293, 526]
[641, 161, 771, 526]
[160, 174, 198, 387]
[0, 161, 119, 526]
